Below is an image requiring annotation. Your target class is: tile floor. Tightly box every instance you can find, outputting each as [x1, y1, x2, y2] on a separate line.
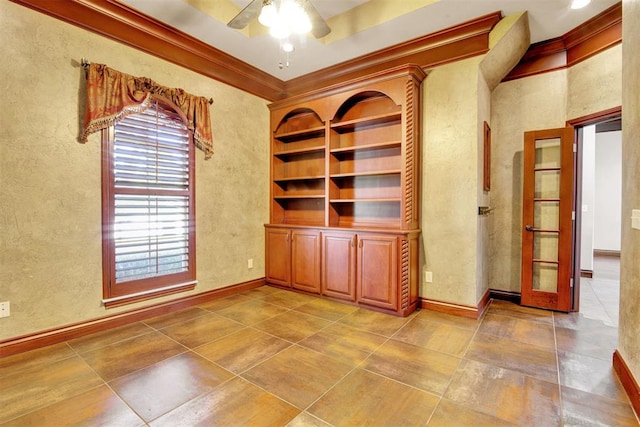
[1, 285, 638, 426]
[579, 256, 621, 327]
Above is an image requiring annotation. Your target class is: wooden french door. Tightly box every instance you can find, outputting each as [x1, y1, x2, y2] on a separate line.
[521, 127, 575, 311]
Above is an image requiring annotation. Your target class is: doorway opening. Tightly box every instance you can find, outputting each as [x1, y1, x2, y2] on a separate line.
[570, 107, 622, 324]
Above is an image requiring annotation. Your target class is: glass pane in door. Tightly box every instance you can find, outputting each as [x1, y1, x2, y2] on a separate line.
[535, 138, 561, 168]
[534, 201, 560, 230]
[532, 137, 561, 293]
[535, 170, 560, 198]
[533, 262, 558, 292]
[533, 232, 559, 261]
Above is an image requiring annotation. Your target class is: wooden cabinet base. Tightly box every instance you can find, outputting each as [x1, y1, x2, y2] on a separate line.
[265, 225, 420, 317]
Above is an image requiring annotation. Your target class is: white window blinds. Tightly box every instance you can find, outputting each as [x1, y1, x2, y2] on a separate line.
[111, 103, 192, 283]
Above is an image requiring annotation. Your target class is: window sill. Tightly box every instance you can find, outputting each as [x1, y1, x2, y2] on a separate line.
[102, 281, 197, 309]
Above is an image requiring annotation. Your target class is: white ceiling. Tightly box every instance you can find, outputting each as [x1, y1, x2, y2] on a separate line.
[120, 0, 619, 80]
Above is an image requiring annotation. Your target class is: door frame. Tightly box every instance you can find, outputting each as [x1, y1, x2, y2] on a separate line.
[567, 106, 622, 311]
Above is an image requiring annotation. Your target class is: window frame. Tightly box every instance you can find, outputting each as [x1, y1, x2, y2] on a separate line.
[101, 95, 197, 308]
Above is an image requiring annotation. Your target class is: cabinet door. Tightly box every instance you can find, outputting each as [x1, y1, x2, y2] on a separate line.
[266, 228, 291, 287]
[291, 230, 322, 293]
[322, 231, 356, 301]
[357, 235, 398, 310]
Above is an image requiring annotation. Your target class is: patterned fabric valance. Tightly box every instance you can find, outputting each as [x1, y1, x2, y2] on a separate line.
[81, 63, 214, 159]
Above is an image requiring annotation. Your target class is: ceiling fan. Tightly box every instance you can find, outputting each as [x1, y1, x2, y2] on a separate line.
[227, 0, 331, 39]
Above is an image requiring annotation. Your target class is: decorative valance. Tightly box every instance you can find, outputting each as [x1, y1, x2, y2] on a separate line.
[81, 63, 214, 159]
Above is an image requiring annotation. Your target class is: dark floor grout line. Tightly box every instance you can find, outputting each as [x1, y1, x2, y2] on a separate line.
[552, 311, 566, 423]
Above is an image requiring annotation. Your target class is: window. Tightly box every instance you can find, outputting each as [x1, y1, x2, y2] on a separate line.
[102, 96, 196, 307]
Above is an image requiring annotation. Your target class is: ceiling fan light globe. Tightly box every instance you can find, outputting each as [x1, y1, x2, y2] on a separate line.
[258, 2, 278, 27]
[291, 14, 312, 34]
[269, 21, 291, 39]
[282, 41, 294, 52]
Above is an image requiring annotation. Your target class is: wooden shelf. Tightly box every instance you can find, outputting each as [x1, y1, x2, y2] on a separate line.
[330, 170, 401, 179]
[274, 175, 325, 182]
[330, 198, 401, 203]
[331, 112, 401, 133]
[274, 126, 325, 142]
[274, 145, 325, 157]
[330, 140, 401, 154]
[274, 195, 325, 200]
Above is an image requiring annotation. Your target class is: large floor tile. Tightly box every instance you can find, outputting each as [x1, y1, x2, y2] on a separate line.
[197, 293, 254, 312]
[362, 339, 460, 395]
[308, 368, 439, 426]
[110, 351, 233, 422]
[80, 331, 186, 381]
[415, 309, 481, 330]
[2, 384, 144, 427]
[159, 312, 245, 348]
[428, 399, 517, 427]
[555, 322, 617, 360]
[561, 385, 639, 427]
[465, 332, 558, 383]
[258, 290, 318, 309]
[67, 322, 155, 354]
[150, 377, 299, 427]
[558, 349, 629, 402]
[241, 285, 282, 298]
[286, 412, 332, 427]
[444, 359, 562, 426]
[487, 300, 553, 324]
[294, 298, 358, 321]
[0, 342, 75, 378]
[392, 317, 475, 357]
[194, 327, 290, 373]
[253, 310, 332, 342]
[143, 307, 210, 330]
[338, 308, 411, 337]
[216, 298, 289, 325]
[242, 345, 353, 409]
[0, 356, 103, 424]
[297, 323, 387, 366]
[479, 312, 556, 349]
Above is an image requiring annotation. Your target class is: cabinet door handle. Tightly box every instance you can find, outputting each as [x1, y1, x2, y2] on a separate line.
[351, 237, 355, 247]
[286, 233, 289, 241]
[358, 240, 363, 248]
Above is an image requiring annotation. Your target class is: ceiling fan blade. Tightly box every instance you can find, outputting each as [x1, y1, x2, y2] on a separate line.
[227, 0, 263, 29]
[301, 0, 331, 38]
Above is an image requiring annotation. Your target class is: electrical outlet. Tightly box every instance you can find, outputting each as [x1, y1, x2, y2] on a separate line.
[247, 258, 254, 269]
[424, 271, 433, 283]
[0, 301, 9, 318]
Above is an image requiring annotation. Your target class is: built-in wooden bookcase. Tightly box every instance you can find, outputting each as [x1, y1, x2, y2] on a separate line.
[266, 65, 426, 316]
[329, 92, 403, 229]
[271, 108, 326, 226]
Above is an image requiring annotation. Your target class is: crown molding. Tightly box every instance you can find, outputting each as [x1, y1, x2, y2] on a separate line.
[11, 0, 501, 101]
[10, 0, 286, 101]
[284, 12, 502, 97]
[504, 2, 621, 81]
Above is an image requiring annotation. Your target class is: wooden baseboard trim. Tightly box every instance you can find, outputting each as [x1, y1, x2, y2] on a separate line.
[613, 350, 640, 418]
[0, 278, 265, 358]
[421, 288, 490, 320]
[489, 289, 522, 305]
[594, 249, 621, 258]
[581, 269, 594, 278]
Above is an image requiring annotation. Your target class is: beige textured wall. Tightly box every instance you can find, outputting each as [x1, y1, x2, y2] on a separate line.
[489, 46, 622, 293]
[421, 56, 481, 306]
[0, 2, 269, 340]
[420, 14, 529, 307]
[619, 0, 640, 384]
[568, 45, 622, 120]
